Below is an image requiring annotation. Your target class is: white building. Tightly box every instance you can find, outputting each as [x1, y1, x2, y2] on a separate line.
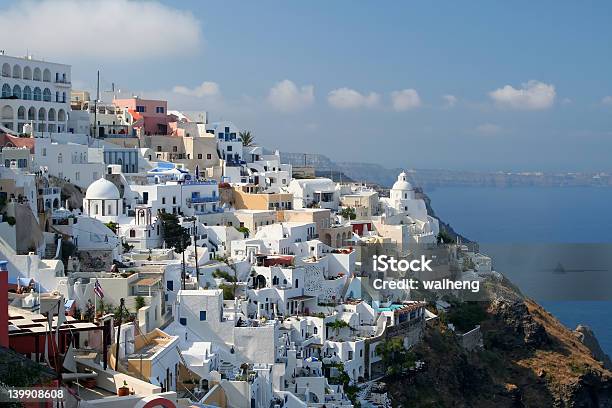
[83, 177, 124, 222]
[377, 171, 440, 244]
[286, 178, 340, 210]
[0, 53, 70, 133]
[34, 137, 105, 189]
[126, 179, 220, 217]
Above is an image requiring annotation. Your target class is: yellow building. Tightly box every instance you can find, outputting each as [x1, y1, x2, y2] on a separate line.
[230, 185, 293, 211]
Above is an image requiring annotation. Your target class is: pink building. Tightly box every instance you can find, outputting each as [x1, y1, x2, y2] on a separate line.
[113, 96, 169, 135]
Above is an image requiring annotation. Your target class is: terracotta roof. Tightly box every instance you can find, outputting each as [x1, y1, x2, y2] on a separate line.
[0, 134, 35, 153]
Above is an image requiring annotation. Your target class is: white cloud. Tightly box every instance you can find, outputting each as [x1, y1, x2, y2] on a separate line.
[602, 96, 612, 106]
[0, 0, 202, 60]
[391, 89, 421, 111]
[267, 80, 314, 112]
[443, 94, 457, 107]
[561, 97, 572, 105]
[173, 81, 220, 98]
[489, 80, 556, 110]
[476, 123, 502, 135]
[327, 88, 380, 109]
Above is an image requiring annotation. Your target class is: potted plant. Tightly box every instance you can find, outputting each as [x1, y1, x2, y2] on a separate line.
[118, 380, 130, 396]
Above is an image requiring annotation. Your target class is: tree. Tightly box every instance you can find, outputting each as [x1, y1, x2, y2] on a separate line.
[104, 221, 118, 233]
[326, 319, 350, 337]
[239, 130, 255, 147]
[375, 337, 415, 377]
[135, 295, 146, 310]
[339, 207, 357, 220]
[158, 212, 191, 253]
[235, 226, 250, 237]
[437, 229, 455, 244]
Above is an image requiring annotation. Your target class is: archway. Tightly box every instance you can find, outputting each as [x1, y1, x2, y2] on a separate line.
[2, 63, 10, 77]
[254, 275, 266, 289]
[12, 85, 21, 98]
[1, 105, 14, 120]
[23, 66, 32, 80]
[12, 64, 21, 79]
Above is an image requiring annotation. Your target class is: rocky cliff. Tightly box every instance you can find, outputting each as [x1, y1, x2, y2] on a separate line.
[386, 287, 612, 407]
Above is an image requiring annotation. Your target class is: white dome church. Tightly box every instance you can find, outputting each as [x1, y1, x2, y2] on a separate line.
[390, 171, 415, 201]
[83, 178, 123, 221]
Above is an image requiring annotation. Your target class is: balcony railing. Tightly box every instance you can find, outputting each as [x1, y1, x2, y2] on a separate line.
[188, 196, 218, 203]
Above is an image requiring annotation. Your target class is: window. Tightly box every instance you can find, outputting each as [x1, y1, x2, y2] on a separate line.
[156, 146, 162, 152]
[75, 172, 80, 181]
[42, 148, 46, 157]
[172, 196, 176, 204]
[162, 197, 166, 204]
[206, 153, 212, 160]
[130, 230, 136, 237]
[57, 153, 62, 163]
[199, 311, 207, 321]
[172, 146, 177, 152]
[179, 317, 187, 326]
[197, 154, 202, 159]
[227, 146, 233, 152]
[156, 106, 165, 113]
[167, 280, 174, 291]
[348, 351, 353, 360]
[136, 105, 146, 112]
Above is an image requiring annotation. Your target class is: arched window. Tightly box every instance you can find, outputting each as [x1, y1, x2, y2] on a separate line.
[1, 84, 11, 98]
[62, 92, 66, 103]
[12, 65, 21, 79]
[48, 108, 56, 121]
[43, 68, 51, 82]
[27, 107, 35, 120]
[43, 88, 51, 102]
[58, 109, 66, 122]
[33, 87, 42, 101]
[58, 153, 62, 164]
[23, 66, 32, 80]
[12, 85, 21, 99]
[17, 106, 25, 120]
[33, 67, 41, 81]
[2, 63, 10, 77]
[38, 107, 46, 121]
[1, 105, 14, 120]
[23, 86, 32, 100]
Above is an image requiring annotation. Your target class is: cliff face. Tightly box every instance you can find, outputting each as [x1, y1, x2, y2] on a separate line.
[386, 294, 612, 408]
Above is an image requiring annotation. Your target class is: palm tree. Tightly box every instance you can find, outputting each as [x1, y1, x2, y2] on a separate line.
[239, 130, 255, 147]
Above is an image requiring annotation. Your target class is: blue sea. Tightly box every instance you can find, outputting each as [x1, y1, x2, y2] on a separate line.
[427, 186, 612, 356]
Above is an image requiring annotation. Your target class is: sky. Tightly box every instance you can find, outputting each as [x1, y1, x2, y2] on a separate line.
[0, 0, 611, 172]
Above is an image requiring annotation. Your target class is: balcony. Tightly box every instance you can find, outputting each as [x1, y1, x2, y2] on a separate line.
[187, 196, 218, 203]
[183, 179, 217, 186]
